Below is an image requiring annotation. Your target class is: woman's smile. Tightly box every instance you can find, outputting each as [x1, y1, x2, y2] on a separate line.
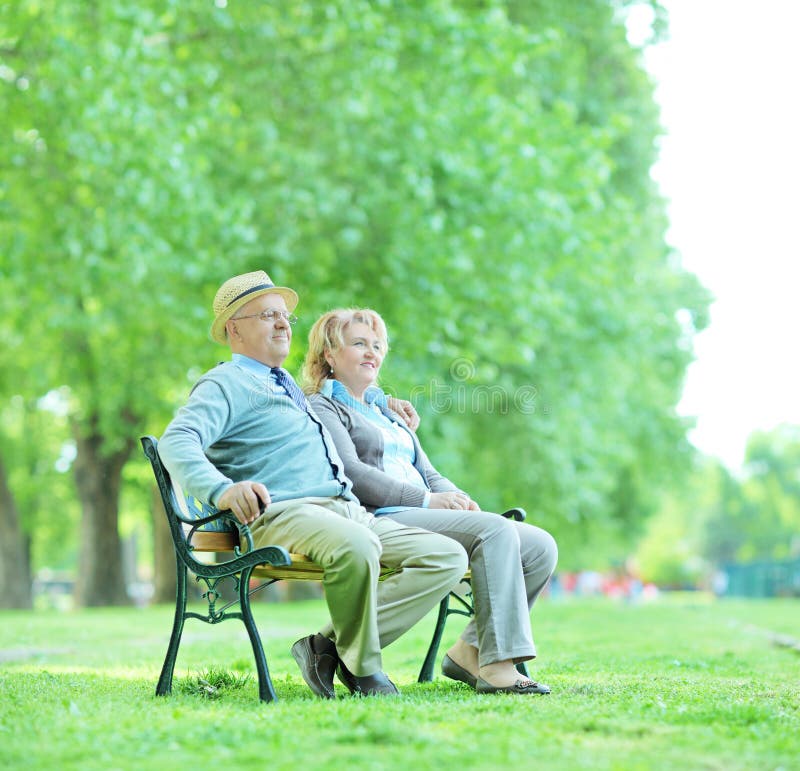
[326, 321, 385, 400]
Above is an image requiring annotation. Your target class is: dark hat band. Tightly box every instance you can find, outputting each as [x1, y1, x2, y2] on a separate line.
[226, 282, 276, 307]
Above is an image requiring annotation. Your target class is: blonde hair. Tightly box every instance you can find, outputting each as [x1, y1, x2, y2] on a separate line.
[302, 308, 389, 394]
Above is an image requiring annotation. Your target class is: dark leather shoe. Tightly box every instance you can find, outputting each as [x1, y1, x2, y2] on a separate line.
[291, 634, 338, 699]
[336, 660, 399, 696]
[441, 654, 477, 688]
[476, 676, 551, 695]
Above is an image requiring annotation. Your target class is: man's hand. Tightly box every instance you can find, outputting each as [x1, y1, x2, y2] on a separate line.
[388, 397, 420, 431]
[429, 491, 477, 511]
[217, 481, 271, 525]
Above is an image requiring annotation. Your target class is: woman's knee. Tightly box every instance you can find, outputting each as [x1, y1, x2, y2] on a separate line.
[521, 525, 558, 573]
[455, 514, 522, 569]
[481, 513, 522, 549]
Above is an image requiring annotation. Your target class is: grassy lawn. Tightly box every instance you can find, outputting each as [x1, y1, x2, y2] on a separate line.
[1, 593, 798, 770]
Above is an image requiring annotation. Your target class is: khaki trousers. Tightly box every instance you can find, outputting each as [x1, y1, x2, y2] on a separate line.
[248, 496, 468, 676]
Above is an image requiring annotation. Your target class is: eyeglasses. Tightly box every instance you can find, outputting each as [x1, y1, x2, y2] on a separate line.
[233, 309, 298, 325]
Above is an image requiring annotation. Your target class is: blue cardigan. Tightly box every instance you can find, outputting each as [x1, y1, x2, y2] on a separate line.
[159, 358, 354, 506]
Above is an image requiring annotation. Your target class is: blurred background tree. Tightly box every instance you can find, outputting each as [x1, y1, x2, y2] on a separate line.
[634, 424, 800, 586]
[1, 0, 716, 605]
[706, 425, 800, 564]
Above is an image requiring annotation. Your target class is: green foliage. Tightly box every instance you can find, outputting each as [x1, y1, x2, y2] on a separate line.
[707, 425, 800, 564]
[0, 598, 798, 770]
[634, 472, 711, 586]
[0, 0, 709, 580]
[635, 425, 800, 584]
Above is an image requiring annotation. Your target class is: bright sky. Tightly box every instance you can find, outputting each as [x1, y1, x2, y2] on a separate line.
[629, 0, 800, 470]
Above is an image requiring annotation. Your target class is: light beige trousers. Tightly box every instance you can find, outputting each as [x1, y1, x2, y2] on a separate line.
[389, 508, 558, 667]
[248, 496, 468, 676]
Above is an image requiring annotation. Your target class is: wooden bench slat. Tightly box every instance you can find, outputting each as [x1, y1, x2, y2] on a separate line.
[188, 530, 238, 552]
[189, 529, 473, 584]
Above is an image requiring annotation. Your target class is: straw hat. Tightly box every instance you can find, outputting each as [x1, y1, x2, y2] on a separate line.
[210, 270, 299, 345]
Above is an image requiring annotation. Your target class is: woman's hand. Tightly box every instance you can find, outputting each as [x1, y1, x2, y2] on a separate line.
[216, 481, 271, 524]
[387, 397, 420, 431]
[429, 491, 476, 511]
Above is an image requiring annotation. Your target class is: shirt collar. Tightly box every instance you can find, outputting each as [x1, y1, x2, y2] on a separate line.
[232, 353, 277, 379]
[326, 379, 391, 415]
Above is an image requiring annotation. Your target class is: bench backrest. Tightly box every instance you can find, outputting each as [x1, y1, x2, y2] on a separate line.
[141, 435, 242, 561]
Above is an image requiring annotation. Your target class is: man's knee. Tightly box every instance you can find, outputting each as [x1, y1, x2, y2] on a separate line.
[323, 524, 382, 575]
[427, 533, 469, 577]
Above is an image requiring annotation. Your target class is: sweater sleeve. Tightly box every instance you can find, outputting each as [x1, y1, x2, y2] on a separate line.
[309, 395, 429, 509]
[158, 379, 235, 506]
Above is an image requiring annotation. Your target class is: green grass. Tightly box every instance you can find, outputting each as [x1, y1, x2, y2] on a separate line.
[1, 595, 798, 770]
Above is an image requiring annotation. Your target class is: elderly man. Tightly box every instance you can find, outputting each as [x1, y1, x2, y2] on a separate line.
[158, 270, 467, 698]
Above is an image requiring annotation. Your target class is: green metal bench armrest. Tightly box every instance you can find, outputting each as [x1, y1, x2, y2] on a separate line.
[183, 511, 257, 556]
[189, 543, 292, 580]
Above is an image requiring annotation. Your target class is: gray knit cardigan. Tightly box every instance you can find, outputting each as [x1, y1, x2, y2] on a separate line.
[308, 393, 462, 513]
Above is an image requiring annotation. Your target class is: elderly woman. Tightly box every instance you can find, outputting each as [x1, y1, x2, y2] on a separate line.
[302, 308, 558, 695]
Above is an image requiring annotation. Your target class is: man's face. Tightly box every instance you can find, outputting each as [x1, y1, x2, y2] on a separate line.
[226, 293, 292, 367]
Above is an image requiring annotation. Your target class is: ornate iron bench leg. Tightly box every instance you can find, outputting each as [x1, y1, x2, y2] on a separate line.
[418, 595, 450, 682]
[238, 566, 277, 703]
[157, 561, 188, 697]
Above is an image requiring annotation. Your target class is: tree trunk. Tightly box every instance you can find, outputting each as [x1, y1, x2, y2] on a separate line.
[151, 483, 177, 604]
[72, 424, 135, 606]
[0, 454, 33, 609]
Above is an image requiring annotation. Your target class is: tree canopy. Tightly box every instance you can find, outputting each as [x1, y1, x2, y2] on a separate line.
[0, 0, 709, 601]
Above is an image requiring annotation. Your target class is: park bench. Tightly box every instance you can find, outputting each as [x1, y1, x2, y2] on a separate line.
[141, 434, 527, 702]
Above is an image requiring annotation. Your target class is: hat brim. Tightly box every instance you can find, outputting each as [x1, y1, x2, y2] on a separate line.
[210, 286, 299, 345]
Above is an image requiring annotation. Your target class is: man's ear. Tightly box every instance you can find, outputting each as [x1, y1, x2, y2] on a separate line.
[226, 319, 240, 341]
